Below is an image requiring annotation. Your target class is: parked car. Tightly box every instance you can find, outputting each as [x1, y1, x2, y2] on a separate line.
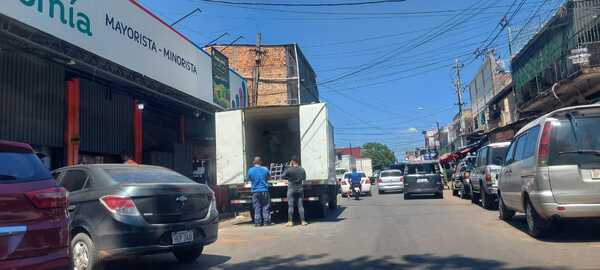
[498, 104, 600, 238]
[377, 169, 404, 194]
[451, 155, 476, 199]
[403, 161, 444, 199]
[341, 171, 371, 196]
[53, 164, 219, 269]
[0, 140, 70, 270]
[470, 142, 510, 209]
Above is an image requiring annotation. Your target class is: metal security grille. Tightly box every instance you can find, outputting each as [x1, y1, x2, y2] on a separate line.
[574, 0, 600, 45]
[0, 51, 65, 147]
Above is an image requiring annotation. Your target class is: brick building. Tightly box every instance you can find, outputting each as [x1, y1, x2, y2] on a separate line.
[205, 44, 319, 106]
[336, 147, 363, 160]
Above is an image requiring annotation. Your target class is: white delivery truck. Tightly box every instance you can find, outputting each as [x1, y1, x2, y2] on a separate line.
[216, 103, 338, 217]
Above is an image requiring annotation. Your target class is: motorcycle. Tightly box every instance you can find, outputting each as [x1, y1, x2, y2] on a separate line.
[352, 184, 361, 200]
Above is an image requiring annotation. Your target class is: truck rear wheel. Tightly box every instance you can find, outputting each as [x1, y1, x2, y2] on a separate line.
[328, 193, 337, 210]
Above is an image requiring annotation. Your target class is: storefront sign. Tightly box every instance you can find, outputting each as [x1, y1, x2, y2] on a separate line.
[212, 49, 230, 108]
[1, 0, 214, 105]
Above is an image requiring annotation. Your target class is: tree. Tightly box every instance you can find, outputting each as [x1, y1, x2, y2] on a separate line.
[362, 142, 397, 171]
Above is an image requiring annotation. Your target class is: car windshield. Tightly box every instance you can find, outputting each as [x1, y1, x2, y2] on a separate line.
[489, 146, 509, 166]
[0, 152, 51, 182]
[406, 163, 438, 175]
[103, 167, 195, 184]
[344, 172, 366, 179]
[549, 114, 600, 167]
[380, 171, 402, 177]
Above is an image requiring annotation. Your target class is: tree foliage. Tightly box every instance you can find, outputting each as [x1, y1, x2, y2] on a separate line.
[362, 142, 397, 170]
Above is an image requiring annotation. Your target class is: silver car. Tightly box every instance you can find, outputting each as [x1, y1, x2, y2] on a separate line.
[377, 169, 404, 194]
[498, 104, 600, 238]
[470, 142, 510, 209]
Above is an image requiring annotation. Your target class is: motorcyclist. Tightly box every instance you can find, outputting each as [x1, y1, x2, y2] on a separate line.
[349, 167, 362, 198]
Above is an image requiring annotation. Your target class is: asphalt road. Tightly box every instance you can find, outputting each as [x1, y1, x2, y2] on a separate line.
[104, 190, 600, 270]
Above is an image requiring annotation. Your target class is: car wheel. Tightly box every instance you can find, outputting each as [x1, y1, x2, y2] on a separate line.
[174, 244, 204, 263]
[452, 189, 459, 196]
[71, 233, 98, 270]
[482, 190, 493, 209]
[470, 185, 480, 204]
[498, 194, 515, 221]
[404, 193, 410, 200]
[525, 199, 550, 238]
[436, 193, 444, 199]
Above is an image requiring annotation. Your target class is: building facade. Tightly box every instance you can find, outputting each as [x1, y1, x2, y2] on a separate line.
[205, 44, 319, 107]
[511, 0, 600, 116]
[0, 1, 247, 185]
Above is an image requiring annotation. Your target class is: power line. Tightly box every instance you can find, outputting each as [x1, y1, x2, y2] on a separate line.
[316, 0, 495, 86]
[199, 0, 406, 7]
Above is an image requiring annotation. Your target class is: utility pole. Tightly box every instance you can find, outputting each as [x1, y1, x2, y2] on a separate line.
[252, 33, 262, 107]
[501, 16, 514, 57]
[454, 59, 465, 147]
[436, 121, 442, 154]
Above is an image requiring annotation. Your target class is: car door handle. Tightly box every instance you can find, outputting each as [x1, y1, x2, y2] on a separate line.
[68, 205, 77, 212]
[521, 175, 535, 179]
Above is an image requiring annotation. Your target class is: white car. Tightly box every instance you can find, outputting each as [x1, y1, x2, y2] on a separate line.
[341, 171, 372, 196]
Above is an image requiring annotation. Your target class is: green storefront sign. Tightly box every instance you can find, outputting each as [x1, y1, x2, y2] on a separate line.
[212, 49, 230, 109]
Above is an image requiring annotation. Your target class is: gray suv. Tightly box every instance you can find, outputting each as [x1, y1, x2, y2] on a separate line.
[470, 142, 510, 209]
[498, 104, 600, 238]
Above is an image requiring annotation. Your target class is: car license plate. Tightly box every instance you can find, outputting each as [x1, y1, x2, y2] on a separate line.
[417, 178, 429, 183]
[172, 230, 194, 244]
[592, 169, 600, 179]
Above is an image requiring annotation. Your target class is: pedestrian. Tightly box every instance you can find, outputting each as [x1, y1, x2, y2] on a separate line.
[247, 156, 272, 227]
[282, 156, 308, 227]
[120, 151, 137, 165]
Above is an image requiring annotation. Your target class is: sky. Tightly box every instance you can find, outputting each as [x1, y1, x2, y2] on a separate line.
[140, 0, 564, 159]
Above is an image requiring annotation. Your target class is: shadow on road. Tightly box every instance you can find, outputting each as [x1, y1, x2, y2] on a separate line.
[504, 216, 600, 243]
[103, 253, 231, 270]
[207, 253, 570, 270]
[233, 206, 347, 226]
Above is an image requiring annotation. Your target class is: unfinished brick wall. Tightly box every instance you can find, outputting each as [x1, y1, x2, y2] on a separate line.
[206, 45, 291, 106]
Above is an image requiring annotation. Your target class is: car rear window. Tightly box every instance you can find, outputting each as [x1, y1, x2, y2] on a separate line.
[103, 167, 195, 184]
[405, 164, 439, 175]
[381, 171, 402, 177]
[548, 114, 600, 167]
[344, 172, 366, 179]
[0, 153, 51, 183]
[489, 146, 509, 166]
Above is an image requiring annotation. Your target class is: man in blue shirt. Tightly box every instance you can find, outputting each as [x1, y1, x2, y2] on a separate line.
[349, 167, 362, 194]
[247, 156, 271, 226]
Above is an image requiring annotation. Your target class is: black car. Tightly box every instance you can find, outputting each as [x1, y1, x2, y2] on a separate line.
[53, 164, 219, 270]
[403, 161, 444, 199]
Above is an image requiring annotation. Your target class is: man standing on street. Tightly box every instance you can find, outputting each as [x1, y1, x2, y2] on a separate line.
[282, 156, 308, 227]
[247, 156, 271, 227]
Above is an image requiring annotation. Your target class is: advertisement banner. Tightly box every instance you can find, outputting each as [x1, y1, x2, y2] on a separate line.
[1, 0, 213, 105]
[212, 49, 230, 108]
[229, 70, 248, 109]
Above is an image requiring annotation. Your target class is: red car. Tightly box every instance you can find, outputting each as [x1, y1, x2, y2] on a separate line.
[0, 140, 69, 270]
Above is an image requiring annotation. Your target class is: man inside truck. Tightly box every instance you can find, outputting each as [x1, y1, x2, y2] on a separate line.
[248, 156, 272, 227]
[282, 156, 308, 227]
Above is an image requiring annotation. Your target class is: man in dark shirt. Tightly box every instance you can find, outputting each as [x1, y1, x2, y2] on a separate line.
[282, 156, 308, 227]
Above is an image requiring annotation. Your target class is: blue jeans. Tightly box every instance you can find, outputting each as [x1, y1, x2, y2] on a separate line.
[252, 192, 271, 225]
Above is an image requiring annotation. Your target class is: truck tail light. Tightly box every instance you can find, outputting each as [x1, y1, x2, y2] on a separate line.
[538, 121, 553, 165]
[100, 195, 140, 216]
[25, 187, 68, 209]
